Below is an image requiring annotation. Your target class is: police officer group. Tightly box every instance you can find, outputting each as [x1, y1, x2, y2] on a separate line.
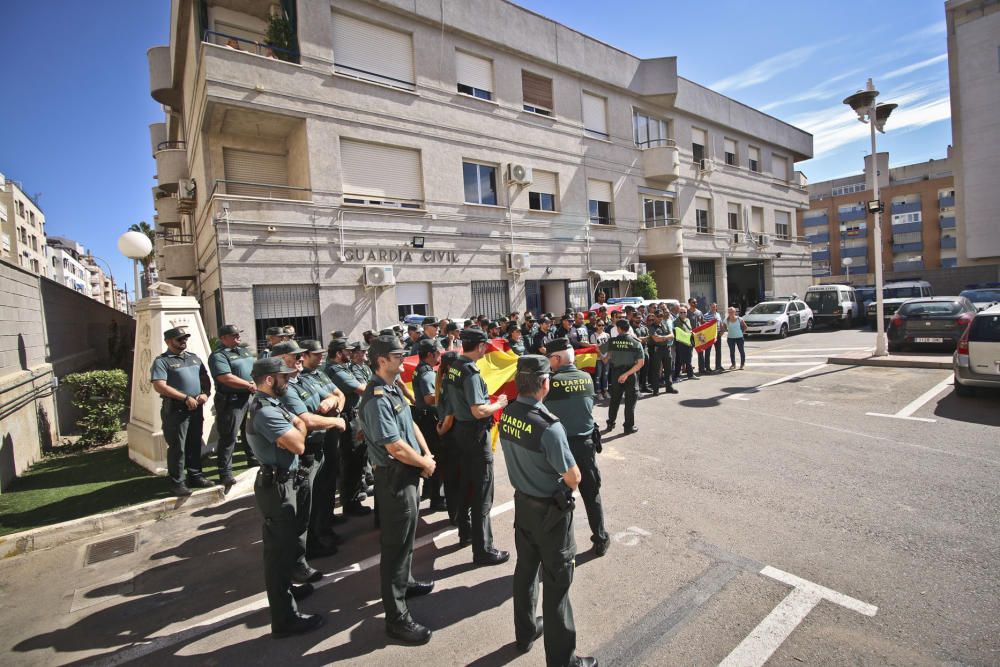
[150, 318, 613, 666]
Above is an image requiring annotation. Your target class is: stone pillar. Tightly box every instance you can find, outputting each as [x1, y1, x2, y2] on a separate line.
[127, 294, 215, 475]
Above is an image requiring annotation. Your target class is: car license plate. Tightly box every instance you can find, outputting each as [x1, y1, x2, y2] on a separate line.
[914, 337, 943, 343]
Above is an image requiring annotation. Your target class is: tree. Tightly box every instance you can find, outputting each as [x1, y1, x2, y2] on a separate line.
[128, 221, 156, 291]
[630, 272, 658, 300]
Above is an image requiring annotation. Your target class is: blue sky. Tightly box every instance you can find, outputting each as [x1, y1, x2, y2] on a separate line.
[1, 1, 951, 295]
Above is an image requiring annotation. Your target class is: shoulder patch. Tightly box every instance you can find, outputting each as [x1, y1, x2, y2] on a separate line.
[373, 388, 384, 396]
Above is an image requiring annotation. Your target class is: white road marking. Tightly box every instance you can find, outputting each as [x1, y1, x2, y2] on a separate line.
[744, 362, 825, 366]
[101, 500, 517, 665]
[613, 526, 651, 547]
[753, 353, 835, 358]
[726, 364, 827, 400]
[866, 373, 951, 423]
[718, 566, 876, 667]
[764, 347, 869, 353]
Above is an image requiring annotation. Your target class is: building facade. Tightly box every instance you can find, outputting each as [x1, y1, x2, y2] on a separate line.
[0, 173, 49, 278]
[47, 236, 91, 295]
[946, 0, 1000, 266]
[799, 152, 959, 281]
[148, 0, 813, 348]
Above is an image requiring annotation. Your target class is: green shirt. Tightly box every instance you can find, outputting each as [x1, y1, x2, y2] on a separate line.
[650, 320, 674, 347]
[326, 362, 362, 411]
[207, 345, 255, 394]
[507, 337, 526, 356]
[300, 367, 336, 398]
[246, 392, 298, 470]
[150, 351, 208, 397]
[359, 374, 420, 467]
[601, 333, 643, 368]
[446, 356, 489, 421]
[350, 362, 372, 385]
[544, 365, 595, 439]
[499, 396, 575, 497]
[412, 361, 438, 417]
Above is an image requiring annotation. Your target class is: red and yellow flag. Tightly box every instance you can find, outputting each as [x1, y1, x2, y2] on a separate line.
[692, 320, 718, 352]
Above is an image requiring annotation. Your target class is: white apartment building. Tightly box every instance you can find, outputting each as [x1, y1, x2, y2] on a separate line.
[147, 0, 813, 348]
[0, 173, 48, 278]
[47, 236, 92, 295]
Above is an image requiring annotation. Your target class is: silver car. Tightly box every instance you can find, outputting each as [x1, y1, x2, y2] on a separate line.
[954, 303, 1000, 396]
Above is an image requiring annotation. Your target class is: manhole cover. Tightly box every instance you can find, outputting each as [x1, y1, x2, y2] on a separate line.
[85, 532, 138, 566]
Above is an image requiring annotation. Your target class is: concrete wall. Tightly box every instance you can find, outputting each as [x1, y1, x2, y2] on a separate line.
[0, 259, 56, 492]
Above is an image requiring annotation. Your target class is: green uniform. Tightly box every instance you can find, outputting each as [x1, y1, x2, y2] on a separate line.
[648, 319, 675, 393]
[150, 351, 210, 485]
[281, 375, 330, 563]
[445, 356, 496, 555]
[412, 361, 446, 507]
[245, 391, 302, 632]
[358, 374, 423, 624]
[326, 361, 366, 509]
[601, 333, 643, 430]
[633, 323, 651, 391]
[208, 344, 256, 477]
[499, 396, 578, 667]
[508, 337, 526, 356]
[299, 366, 342, 546]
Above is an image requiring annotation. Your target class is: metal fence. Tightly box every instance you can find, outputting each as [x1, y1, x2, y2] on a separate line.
[470, 280, 510, 319]
[252, 284, 321, 352]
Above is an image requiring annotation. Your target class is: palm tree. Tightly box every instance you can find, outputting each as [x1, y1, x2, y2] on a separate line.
[128, 221, 156, 292]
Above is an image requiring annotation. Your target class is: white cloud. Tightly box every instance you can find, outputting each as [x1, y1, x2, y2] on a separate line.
[881, 54, 948, 80]
[759, 68, 866, 112]
[709, 44, 826, 93]
[897, 21, 946, 43]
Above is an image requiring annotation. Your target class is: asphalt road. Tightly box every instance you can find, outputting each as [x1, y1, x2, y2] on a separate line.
[1, 327, 997, 666]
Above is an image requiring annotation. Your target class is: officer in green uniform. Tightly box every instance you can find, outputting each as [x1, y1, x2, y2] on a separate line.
[208, 324, 257, 484]
[270, 341, 345, 566]
[544, 338, 610, 556]
[446, 328, 510, 564]
[601, 318, 644, 434]
[631, 313, 651, 393]
[150, 327, 213, 496]
[648, 312, 678, 396]
[499, 355, 596, 667]
[324, 339, 370, 518]
[506, 323, 526, 356]
[358, 335, 436, 645]
[245, 356, 325, 639]
[412, 338, 447, 512]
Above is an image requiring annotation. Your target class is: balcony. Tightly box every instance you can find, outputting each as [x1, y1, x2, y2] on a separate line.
[891, 201, 921, 215]
[147, 46, 181, 109]
[155, 141, 188, 193]
[640, 141, 680, 182]
[642, 219, 682, 256]
[842, 246, 868, 258]
[939, 216, 956, 229]
[794, 171, 808, 188]
[803, 214, 828, 228]
[892, 241, 923, 253]
[847, 264, 868, 274]
[812, 250, 831, 261]
[893, 260, 924, 272]
[153, 187, 181, 228]
[938, 195, 955, 208]
[812, 268, 832, 277]
[891, 221, 923, 235]
[149, 123, 167, 155]
[838, 208, 866, 222]
[160, 234, 197, 280]
[940, 236, 957, 249]
[941, 257, 958, 268]
[805, 232, 829, 244]
[842, 228, 868, 240]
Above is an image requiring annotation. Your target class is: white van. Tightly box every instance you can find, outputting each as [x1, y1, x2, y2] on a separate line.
[804, 284, 860, 327]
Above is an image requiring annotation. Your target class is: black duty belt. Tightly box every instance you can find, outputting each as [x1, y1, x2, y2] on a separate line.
[568, 435, 593, 446]
[515, 490, 558, 505]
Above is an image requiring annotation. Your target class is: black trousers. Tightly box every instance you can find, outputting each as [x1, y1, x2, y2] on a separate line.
[454, 419, 495, 557]
[637, 355, 650, 390]
[161, 403, 204, 485]
[253, 472, 300, 631]
[513, 492, 576, 667]
[607, 367, 637, 429]
[673, 344, 694, 380]
[214, 393, 250, 478]
[438, 428, 463, 526]
[374, 463, 420, 623]
[649, 347, 673, 392]
[414, 409, 444, 503]
[309, 428, 340, 540]
[339, 421, 367, 509]
[568, 438, 607, 544]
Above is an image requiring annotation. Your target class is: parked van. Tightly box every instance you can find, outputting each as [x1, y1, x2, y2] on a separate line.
[866, 280, 935, 329]
[804, 284, 860, 327]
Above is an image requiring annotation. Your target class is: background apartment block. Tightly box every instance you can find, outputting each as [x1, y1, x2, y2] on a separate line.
[147, 0, 813, 347]
[46, 236, 92, 295]
[0, 173, 48, 278]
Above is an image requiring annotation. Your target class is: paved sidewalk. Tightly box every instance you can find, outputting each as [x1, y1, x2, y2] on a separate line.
[827, 348, 952, 369]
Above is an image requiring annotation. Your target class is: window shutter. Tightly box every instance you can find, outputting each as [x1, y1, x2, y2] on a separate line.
[582, 92, 607, 135]
[332, 13, 414, 88]
[531, 170, 557, 196]
[587, 179, 612, 203]
[696, 196, 711, 211]
[772, 155, 788, 181]
[223, 148, 288, 197]
[456, 51, 492, 93]
[396, 282, 430, 305]
[340, 139, 423, 201]
[692, 128, 706, 146]
[522, 71, 553, 109]
[748, 146, 760, 161]
[724, 138, 736, 154]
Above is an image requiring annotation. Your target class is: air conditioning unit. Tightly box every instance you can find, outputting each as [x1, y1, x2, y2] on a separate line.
[364, 265, 396, 287]
[506, 252, 531, 272]
[630, 262, 647, 276]
[699, 159, 714, 173]
[759, 234, 772, 246]
[178, 179, 196, 200]
[732, 231, 745, 244]
[507, 163, 533, 186]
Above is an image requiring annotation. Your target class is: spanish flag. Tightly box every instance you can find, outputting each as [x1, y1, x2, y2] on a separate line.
[692, 320, 718, 352]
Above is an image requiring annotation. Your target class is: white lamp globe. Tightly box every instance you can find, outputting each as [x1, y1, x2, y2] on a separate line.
[118, 230, 153, 260]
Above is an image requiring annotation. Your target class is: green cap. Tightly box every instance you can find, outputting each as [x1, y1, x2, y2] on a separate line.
[164, 327, 190, 341]
[370, 334, 405, 356]
[517, 354, 550, 376]
[252, 357, 296, 377]
[218, 324, 242, 336]
[416, 338, 441, 355]
[546, 337, 570, 353]
[299, 339, 324, 353]
[270, 341, 306, 356]
[459, 328, 488, 343]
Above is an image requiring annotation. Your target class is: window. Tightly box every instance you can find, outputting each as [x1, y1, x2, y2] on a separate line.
[471, 280, 510, 319]
[253, 284, 321, 353]
[223, 147, 289, 197]
[696, 197, 711, 233]
[522, 70, 553, 116]
[727, 202, 741, 231]
[633, 111, 670, 148]
[891, 212, 922, 225]
[831, 182, 866, 197]
[892, 231, 922, 245]
[582, 92, 608, 139]
[29, 211, 35, 226]
[52, 256, 57, 268]
[528, 170, 558, 211]
[456, 50, 493, 100]
[17, 201, 25, 217]
[396, 282, 430, 320]
[642, 197, 674, 228]
[463, 162, 498, 205]
[331, 13, 415, 90]
[724, 138, 737, 166]
[588, 179, 613, 225]
[340, 139, 423, 206]
[775, 210, 791, 240]
[772, 155, 789, 181]
[748, 146, 760, 172]
[692, 128, 707, 167]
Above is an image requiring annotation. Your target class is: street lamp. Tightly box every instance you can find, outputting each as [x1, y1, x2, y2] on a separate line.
[844, 79, 896, 356]
[842, 256, 853, 282]
[118, 230, 153, 304]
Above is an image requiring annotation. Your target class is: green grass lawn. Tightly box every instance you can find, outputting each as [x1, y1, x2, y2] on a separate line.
[0, 446, 251, 538]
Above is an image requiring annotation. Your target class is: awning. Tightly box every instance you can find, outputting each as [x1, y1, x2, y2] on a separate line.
[589, 269, 637, 282]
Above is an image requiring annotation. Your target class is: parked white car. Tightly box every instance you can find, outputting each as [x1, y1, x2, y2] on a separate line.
[953, 303, 1000, 396]
[743, 299, 814, 338]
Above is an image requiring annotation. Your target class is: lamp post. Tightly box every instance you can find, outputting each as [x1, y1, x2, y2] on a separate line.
[842, 256, 853, 282]
[86, 254, 117, 308]
[843, 79, 897, 357]
[117, 231, 154, 306]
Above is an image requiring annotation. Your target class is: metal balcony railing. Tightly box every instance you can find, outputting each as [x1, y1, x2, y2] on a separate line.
[203, 31, 299, 63]
[156, 140, 186, 152]
[212, 179, 312, 200]
[643, 217, 680, 229]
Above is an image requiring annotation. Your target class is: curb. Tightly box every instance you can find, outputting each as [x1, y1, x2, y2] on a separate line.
[827, 355, 952, 370]
[0, 469, 257, 559]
